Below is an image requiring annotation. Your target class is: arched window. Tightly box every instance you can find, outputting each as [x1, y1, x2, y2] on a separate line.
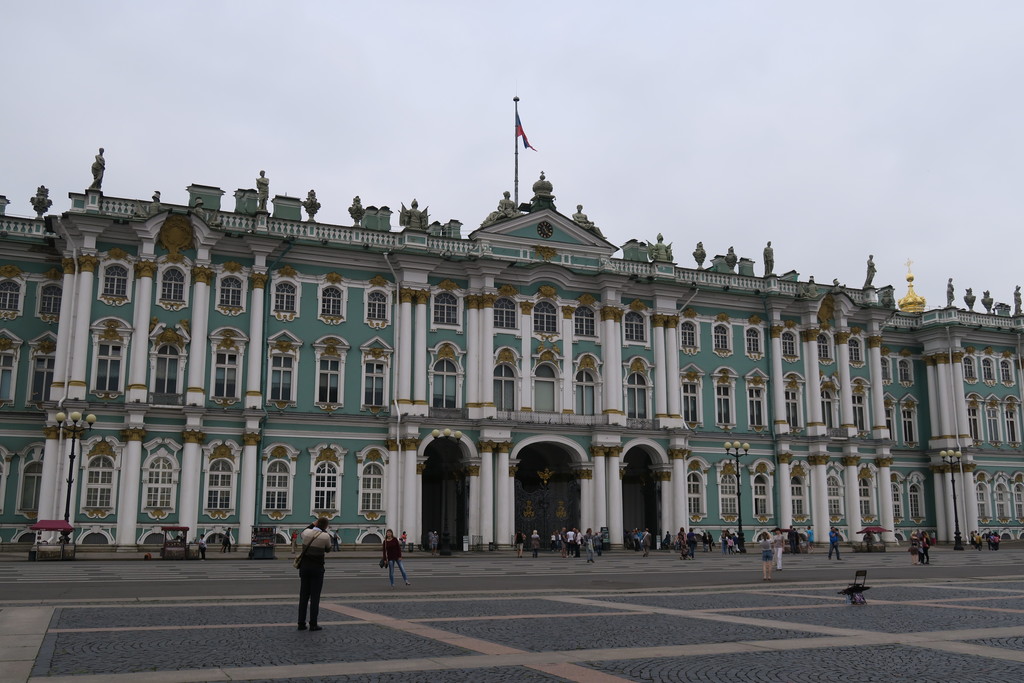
[908, 482, 923, 518]
[361, 462, 383, 512]
[680, 321, 696, 347]
[720, 473, 738, 516]
[713, 324, 730, 351]
[575, 369, 596, 415]
[827, 475, 843, 517]
[433, 292, 458, 325]
[206, 459, 233, 510]
[791, 476, 806, 517]
[432, 359, 458, 408]
[493, 364, 516, 411]
[848, 337, 862, 363]
[313, 461, 338, 511]
[39, 284, 62, 315]
[534, 364, 557, 412]
[753, 474, 769, 516]
[995, 482, 1010, 519]
[85, 456, 115, 508]
[817, 334, 831, 360]
[161, 268, 185, 302]
[264, 460, 290, 510]
[493, 297, 517, 329]
[321, 286, 343, 317]
[624, 311, 645, 342]
[891, 482, 903, 519]
[102, 265, 128, 297]
[533, 301, 557, 333]
[153, 344, 180, 396]
[573, 306, 595, 337]
[367, 291, 388, 320]
[625, 372, 648, 419]
[982, 358, 995, 382]
[20, 461, 43, 511]
[781, 331, 797, 357]
[1001, 359, 1014, 384]
[687, 472, 704, 515]
[745, 328, 761, 355]
[0, 281, 19, 312]
[274, 282, 296, 313]
[963, 356, 976, 380]
[219, 276, 242, 308]
[144, 456, 174, 509]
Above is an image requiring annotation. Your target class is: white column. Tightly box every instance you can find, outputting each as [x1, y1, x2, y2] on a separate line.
[126, 262, 155, 403]
[519, 302, 533, 409]
[607, 447, 624, 546]
[592, 447, 607, 531]
[809, 454, 829, 545]
[876, 456, 896, 543]
[670, 449, 686, 533]
[942, 465, 956, 542]
[238, 429, 260, 548]
[480, 296, 496, 413]
[561, 306, 574, 412]
[932, 466, 948, 542]
[402, 439, 418, 539]
[479, 443, 494, 545]
[466, 297, 480, 409]
[68, 255, 98, 400]
[386, 439, 401, 533]
[867, 335, 889, 439]
[951, 353, 971, 443]
[777, 453, 793, 531]
[468, 465, 481, 546]
[244, 272, 267, 410]
[580, 469, 594, 533]
[38, 427, 62, 522]
[413, 292, 428, 407]
[49, 258, 77, 400]
[115, 431, 144, 548]
[842, 455, 861, 540]
[934, 355, 954, 439]
[653, 316, 668, 418]
[185, 266, 212, 406]
[836, 332, 854, 431]
[412, 460, 423, 547]
[398, 289, 413, 406]
[178, 430, 204, 539]
[665, 316, 682, 418]
[963, 465, 979, 536]
[924, 359, 940, 441]
[495, 443, 511, 545]
[601, 310, 617, 413]
[769, 325, 789, 435]
[658, 472, 672, 540]
[802, 328, 823, 432]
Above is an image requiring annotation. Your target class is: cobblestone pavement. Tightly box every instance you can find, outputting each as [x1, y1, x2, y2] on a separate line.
[8, 574, 1024, 682]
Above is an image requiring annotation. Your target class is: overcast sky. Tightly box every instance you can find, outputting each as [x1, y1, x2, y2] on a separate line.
[3, 1, 1023, 311]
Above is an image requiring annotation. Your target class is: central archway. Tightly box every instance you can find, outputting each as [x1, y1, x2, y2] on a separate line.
[420, 438, 468, 551]
[621, 447, 659, 545]
[514, 442, 581, 541]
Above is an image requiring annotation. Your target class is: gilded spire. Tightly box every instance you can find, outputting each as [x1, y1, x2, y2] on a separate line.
[898, 258, 926, 313]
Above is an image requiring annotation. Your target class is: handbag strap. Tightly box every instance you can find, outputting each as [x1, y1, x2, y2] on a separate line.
[297, 529, 323, 562]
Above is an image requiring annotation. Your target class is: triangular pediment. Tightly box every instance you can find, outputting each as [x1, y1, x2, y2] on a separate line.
[469, 209, 618, 263]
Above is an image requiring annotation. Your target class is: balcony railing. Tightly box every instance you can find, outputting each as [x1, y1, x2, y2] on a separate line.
[496, 411, 609, 426]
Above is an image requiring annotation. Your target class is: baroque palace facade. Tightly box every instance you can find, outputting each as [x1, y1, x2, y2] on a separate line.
[0, 171, 1022, 551]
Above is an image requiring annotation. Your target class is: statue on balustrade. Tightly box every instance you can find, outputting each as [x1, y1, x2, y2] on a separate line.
[256, 170, 269, 212]
[947, 278, 955, 307]
[724, 246, 737, 271]
[30, 186, 52, 218]
[89, 148, 105, 190]
[349, 196, 365, 226]
[763, 241, 774, 276]
[1014, 285, 1021, 316]
[481, 191, 520, 227]
[964, 288, 976, 311]
[864, 255, 876, 288]
[692, 241, 706, 269]
[302, 190, 321, 222]
[399, 199, 429, 230]
[981, 290, 994, 314]
[647, 233, 673, 262]
[571, 204, 605, 238]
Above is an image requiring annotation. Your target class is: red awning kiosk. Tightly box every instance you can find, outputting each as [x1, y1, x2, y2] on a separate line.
[160, 526, 191, 559]
[29, 520, 76, 561]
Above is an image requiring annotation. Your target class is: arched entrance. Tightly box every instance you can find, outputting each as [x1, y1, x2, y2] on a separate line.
[621, 447, 659, 543]
[514, 443, 580, 540]
[421, 438, 468, 552]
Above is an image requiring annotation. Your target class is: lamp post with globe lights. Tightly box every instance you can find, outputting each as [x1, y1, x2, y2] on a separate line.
[431, 428, 463, 556]
[939, 449, 965, 551]
[54, 411, 96, 526]
[724, 441, 750, 553]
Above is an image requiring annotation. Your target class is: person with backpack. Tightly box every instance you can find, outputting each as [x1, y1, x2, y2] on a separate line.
[197, 537, 207, 560]
[919, 531, 931, 564]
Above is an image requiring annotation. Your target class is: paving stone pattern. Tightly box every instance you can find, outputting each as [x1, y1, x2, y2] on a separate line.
[54, 603, 298, 629]
[756, 603, 1024, 632]
[422, 613, 819, 652]
[35, 623, 470, 676]
[586, 644, 1024, 682]
[239, 667, 569, 683]
[599, 591, 840, 610]
[352, 597, 617, 619]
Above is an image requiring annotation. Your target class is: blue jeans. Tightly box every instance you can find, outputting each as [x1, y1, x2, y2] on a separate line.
[829, 542, 840, 559]
[388, 559, 409, 585]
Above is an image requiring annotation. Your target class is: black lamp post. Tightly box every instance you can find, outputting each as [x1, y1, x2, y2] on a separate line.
[54, 411, 96, 526]
[431, 428, 462, 556]
[939, 449, 965, 551]
[724, 441, 750, 553]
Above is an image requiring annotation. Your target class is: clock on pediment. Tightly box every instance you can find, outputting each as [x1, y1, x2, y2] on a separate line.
[536, 221, 553, 238]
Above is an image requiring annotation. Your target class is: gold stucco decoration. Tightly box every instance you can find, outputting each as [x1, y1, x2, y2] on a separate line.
[498, 284, 519, 297]
[534, 245, 557, 261]
[217, 330, 239, 350]
[578, 355, 596, 370]
[100, 320, 123, 341]
[437, 279, 460, 291]
[537, 285, 557, 299]
[158, 215, 195, 258]
[0, 265, 24, 279]
[682, 307, 697, 319]
[325, 272, 343, 284]
[539, 350, 555, 362]
[156, 327, 184, 346]
[437, 343, 456, 360]
[277, 264, 298, 278]
[748, 314, 762, 325]
[497, 348, 516, 364]
[273, 339, 295, 353]
[107, 247, 128, 261]
[211, 443, 235, 461]
[222, 261, 243, 273]
[715, 312, 730, 322]
[578, 293, 596, 306]
[629, 299, 648, 311]
[369, 274, 389, 287]
[89, 440, 116, 458]
[629, 358, 646, 373]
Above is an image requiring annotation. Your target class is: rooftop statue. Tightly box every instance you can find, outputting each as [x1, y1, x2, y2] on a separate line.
[572, 204, 605, 238]
[481, 191, 519, 227]
[256, 170, 269, 212]
[964, 287, 976, 311]
[399, 199, 429, 230]
[763, 241, 774, 276]
[30, 186, 52, 218]
[136, 191, 162, 218]
[1015, 286, 1022, 316]
[647, 233, 673, 262]
[832, 278, 843, 293]
[864, 255, 876, 288]
[724, 246, 737, 271]
[302, 189, 321, 222]
[981, 290, 994, 314]
[349, 196, 365, 226]
[89, 147, 105, 190]
[947, 278, 954, 307]
[692, 241, 706, 269]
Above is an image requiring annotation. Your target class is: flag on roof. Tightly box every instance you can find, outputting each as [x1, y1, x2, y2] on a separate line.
[516, 112, 536, 150]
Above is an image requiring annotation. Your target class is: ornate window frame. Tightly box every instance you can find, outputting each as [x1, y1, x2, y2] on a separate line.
[313, 335, 350, 411]
[37, 282, 63, 322]
[430, 343, 463, 410]
[214, 263, 248, 316]
[90, 318, 131, 399]
[493, 350, 519, 412]
[0, 333, 22, 406]
[360, 337, 392, 412]
[99, 259, 133, 307]
[357, 447, 386, 519]
[262, 444, 297, 520]
[81, 445, 119, 517]
[431, 285, 462, 331]
[533, 361, 560, 413]
[364, 279, 392, 329]
[624, 358, 650, 420]
[532, 300, 559, 335]
[155, 259, 191, 312]
[202, 441, 240, 519]
[271, 266, 302, 322]
[622, 310, 647, 345]
[573, 354, 601, 416]
[17, 447, 44, 516]
[680, 365, 704, 427]
[713, 368, 737, 428]
[317, 275, 347, 325]
[148, 324, 189, 405]
[744, 326, 763, 360]
[679, 319, 700, 354]
[141, 439, 181, 519]
[712, 322, 733, 357]
[308, 443, 346, 518]
[493, 296, 518, 331]
[572, 305, 596, 338]
[208, 327, 247, 406]
[266, 332, 301, 408]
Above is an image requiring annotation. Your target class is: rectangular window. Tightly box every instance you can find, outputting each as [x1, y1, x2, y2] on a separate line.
[715, 385, 732, 426]
[720, 477, 737, 515]
[270, 355, 293, 402]
[987, 408, 1001, 442]
[891, 483, 903, 519]
[682, 382, 699, 423]
[753, 480, 768, 516]
[95, 343, 122, 393]
[318, 358, 340, 403]
[747, 386, 764, 427]
[687, 477, 702, 515]
[213, 352, 238, 399]
[0, 353, 16, 400]
[31, 355, 55, 402]
[885, 405, 895, 436]
[901, 408, 916, 443]
[1006, 407, 1019, 443]
[364, 361, 385, 406]
[785, 389, 801, 428]
[85, 469, 113, 507]
[791, 480, 805, 516]
[852, 394, 866, 431]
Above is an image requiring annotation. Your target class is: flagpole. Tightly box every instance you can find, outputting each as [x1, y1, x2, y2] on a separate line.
[514, 96, 520, 206]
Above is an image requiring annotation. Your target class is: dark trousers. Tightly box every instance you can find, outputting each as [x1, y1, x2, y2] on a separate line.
[298, 566, 325, 626]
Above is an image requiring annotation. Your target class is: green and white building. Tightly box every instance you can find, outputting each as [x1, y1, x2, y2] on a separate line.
[0, 172, 1021, 550]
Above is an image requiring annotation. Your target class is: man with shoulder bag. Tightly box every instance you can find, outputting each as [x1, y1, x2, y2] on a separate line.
[296, 517, 332, 632]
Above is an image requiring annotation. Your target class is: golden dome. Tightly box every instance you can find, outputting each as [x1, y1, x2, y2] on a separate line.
[898, 267, 926, 313]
